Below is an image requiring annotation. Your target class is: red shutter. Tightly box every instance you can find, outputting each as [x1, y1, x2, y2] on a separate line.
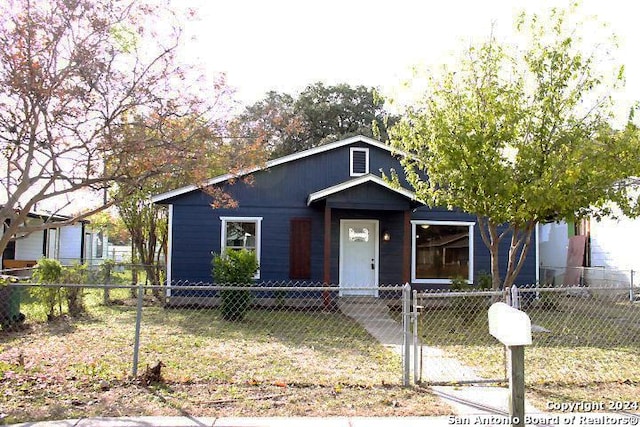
[290, 218, 311, 279]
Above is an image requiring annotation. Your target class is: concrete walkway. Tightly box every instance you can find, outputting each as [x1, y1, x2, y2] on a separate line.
[338, 297, 542, 417]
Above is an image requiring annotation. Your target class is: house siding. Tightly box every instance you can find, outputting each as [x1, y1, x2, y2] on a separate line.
[58, 224, 83, 262]
[164, 138, 537, 288]
[15, 223, 45, 260]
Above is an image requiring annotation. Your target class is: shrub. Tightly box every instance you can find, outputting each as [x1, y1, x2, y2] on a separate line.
[31, 258, 63, 320]
[450, 275, 490, 326]
[212, 249, 259, 321]
[31, 259, 88, 319]
[60, 263, 88, 316]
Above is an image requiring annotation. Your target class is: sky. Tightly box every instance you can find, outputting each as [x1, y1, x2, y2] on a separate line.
[174, 0, 639, 122]
[12, 0, 640, 215]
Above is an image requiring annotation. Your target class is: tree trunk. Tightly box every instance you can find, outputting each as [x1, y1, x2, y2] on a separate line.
[503, 221, 535, 289]
[478, 217, 504, 290]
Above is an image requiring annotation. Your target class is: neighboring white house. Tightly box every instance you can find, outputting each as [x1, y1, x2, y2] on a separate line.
[539, 216, 639, 288]
[1, 211, 107, 273]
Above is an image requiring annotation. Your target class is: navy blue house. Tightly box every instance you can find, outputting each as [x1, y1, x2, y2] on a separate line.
[152, 135, 538, 296]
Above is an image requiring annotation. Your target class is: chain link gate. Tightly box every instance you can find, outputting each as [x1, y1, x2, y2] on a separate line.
[411, 284, 640, 388]
[411, 288, 509, 386]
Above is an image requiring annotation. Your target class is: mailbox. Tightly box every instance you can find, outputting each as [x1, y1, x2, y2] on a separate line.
[488, 302, 532, 346]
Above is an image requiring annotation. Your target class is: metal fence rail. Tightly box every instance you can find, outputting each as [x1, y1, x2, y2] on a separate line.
[414, 284, 640, 387]
[0, 283, 412, 386]
[414, 289, 508, 385]
[540, 266, 640, 296]
[2, 280, 639, 421]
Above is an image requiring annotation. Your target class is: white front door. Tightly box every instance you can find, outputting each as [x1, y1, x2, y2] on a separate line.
[339, 220, 378, 296]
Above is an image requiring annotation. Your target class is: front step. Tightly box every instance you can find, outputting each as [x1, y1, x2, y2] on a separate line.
[339, 296, 378, 304]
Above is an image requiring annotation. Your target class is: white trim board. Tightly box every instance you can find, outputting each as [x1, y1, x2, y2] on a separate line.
[410, 220, 475, 285]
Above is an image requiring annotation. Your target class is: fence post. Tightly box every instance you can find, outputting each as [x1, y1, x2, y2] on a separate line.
[132, 283, 143, 378]
[103, 262, 111, 306]
[511, 286, 520, 309]
[402, 283, 411, 386]
[630, 270, 635, 303]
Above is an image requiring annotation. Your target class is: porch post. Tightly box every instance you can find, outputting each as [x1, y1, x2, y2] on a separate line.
[323, 205, 332, 309]
[402, 210, 411, 283]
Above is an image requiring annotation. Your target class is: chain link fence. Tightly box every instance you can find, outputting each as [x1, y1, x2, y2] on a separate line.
[413, 289, 507, 385]
[2, 276, 639, 421]
[540, 266, 640, 292]
[2, 282, 433, 422]
[415, 284, 640, 389]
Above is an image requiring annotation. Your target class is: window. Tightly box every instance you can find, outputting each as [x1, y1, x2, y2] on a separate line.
[411, 220, 474, 284]
[220, 217, 262, 278]
[350, 147, 369, 176]
[348, 227, 369, 242]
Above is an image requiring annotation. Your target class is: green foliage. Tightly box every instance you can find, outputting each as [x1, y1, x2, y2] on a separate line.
[30, 259, 87, 319]
[235, 82, 398, 157]
[213, 249, 259, 284]
[0, 275, 18, 286]
[116, 185, 168, 289]
[450, 276, 471, 291]
[212, 250, 259, 321]
[98, 259, 116, 283]
[88, 212, 130, 246]
[32, 258, 63, 283]
[60, 263, 88, 316]
[30, 259, 63, 320]
[390, 4, 639, 289]
[475, 271, 493, 290]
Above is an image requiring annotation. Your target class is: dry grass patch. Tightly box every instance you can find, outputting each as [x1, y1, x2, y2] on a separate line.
[1, 378, 450, 423]
[0, 289, 451, 423]
[413, 293, 640, 403]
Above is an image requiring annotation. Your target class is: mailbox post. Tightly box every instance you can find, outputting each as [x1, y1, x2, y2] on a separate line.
[488, 302, 532, 427]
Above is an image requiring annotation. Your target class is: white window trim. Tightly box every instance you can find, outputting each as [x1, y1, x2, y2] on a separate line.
[411, 220, 475, 285]
[220, 216, 263, 279]
[350, 147, 369, 177]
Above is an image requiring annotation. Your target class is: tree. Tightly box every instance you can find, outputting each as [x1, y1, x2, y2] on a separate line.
[390, 5, 639, 289]
[0, 0, 230, 257]
[235, 82, 397, 157]
[117, 185, 167, 292]
[88, 211, 130, 246]
[114, 114, 265, 293]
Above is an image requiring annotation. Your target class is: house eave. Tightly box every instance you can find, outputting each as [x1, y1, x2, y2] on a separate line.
[306, 174, 420, 206]
[151, 135, 409, 204]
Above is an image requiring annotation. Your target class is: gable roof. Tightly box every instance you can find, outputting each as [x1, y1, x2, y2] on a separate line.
[1, 205, 90, 224]
[306, 174, 419, 206]
[152, 135, 407, 204]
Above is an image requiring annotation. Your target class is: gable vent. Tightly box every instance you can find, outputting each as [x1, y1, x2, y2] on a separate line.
[350, 148, 369, 176]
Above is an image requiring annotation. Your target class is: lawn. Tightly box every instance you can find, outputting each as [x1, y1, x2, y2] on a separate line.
[0, 287, 450, 423]
[414, 291, 640, 408]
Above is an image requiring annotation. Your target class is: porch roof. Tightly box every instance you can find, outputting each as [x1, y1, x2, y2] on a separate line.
[306, 174, 421, 207]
